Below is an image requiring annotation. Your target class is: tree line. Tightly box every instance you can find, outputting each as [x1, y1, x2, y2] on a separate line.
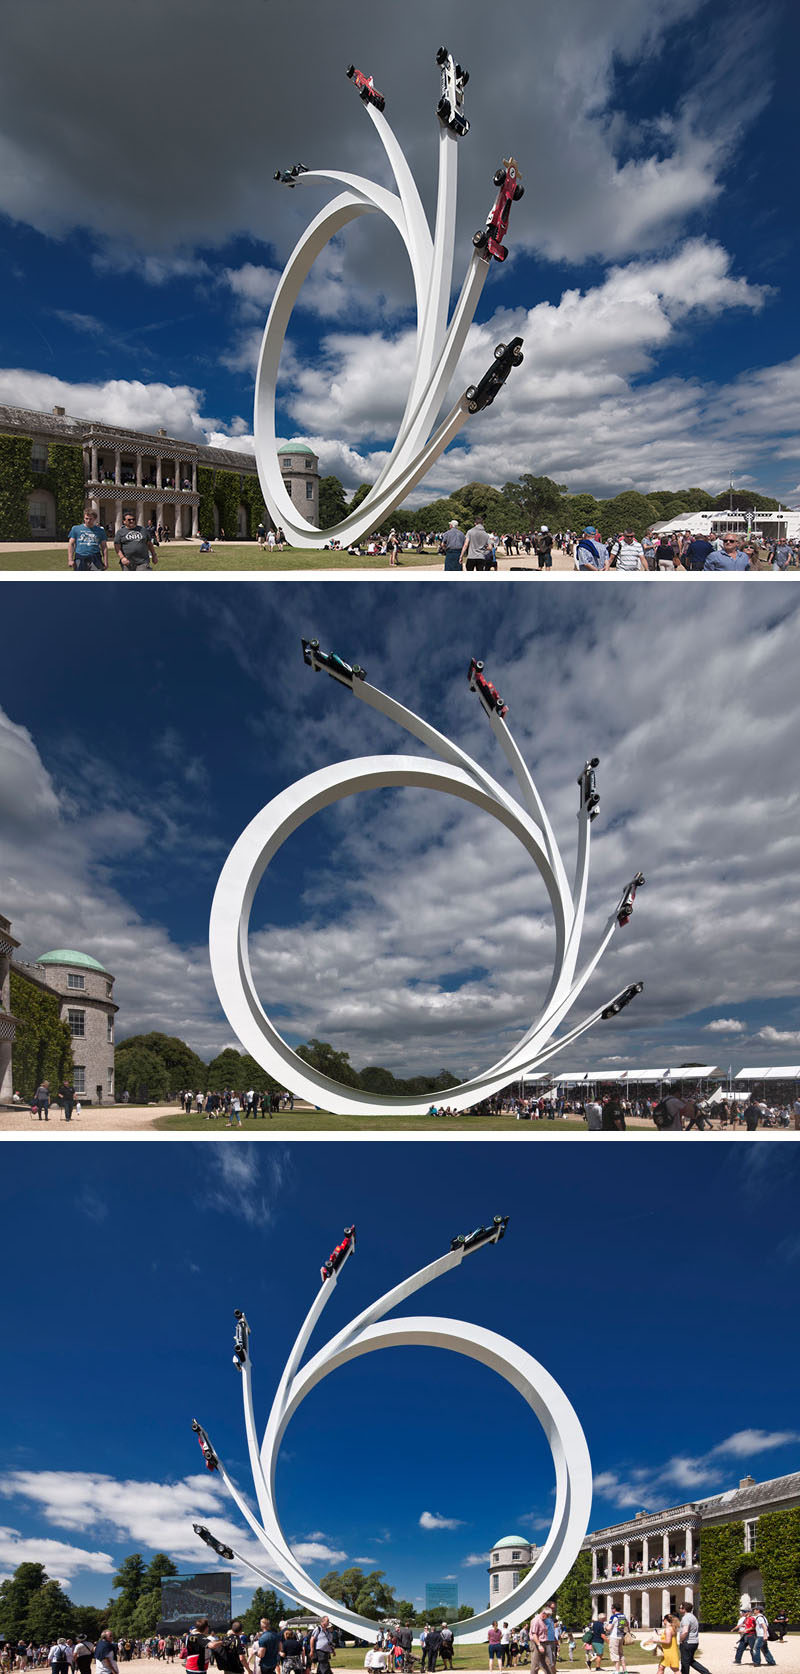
[114, 1032, 459, 1104]
[317, 473, 784, 541]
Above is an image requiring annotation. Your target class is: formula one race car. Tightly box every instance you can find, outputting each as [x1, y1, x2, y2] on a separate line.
[346, 65, 386, 112]
[473, 157, 524, 262]
[273, 163, 309, 187]
[601, 982, 644, 1020]
[468, 658, 509, 718]
[232, 1308, 249, 1370]
[578, 757, 600, 821]
[450, 1214, 509, 1253]
[464, 339, 524, 415]
[617, 872, 646, 928]
[191, 1420, 219, 1473]
[301, 638, 367, 684]
[193, 1524, 235, 1561]
[321, 1224, 356, 1282]
[436, 46, 470, 136]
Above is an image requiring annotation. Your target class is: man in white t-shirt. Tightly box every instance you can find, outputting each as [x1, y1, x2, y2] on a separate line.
[585, 1099, 603, 1131]
[606, 530, 649, 572]
[662, 1094, 689, 1130]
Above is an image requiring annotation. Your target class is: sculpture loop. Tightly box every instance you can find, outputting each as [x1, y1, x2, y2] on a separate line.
[208, 649, 646, 1115]
[192, 1223, 592, 1642]
[256, 52, 525, 548]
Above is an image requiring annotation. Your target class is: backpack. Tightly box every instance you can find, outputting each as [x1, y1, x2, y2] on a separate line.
[53, 1653, 68, 1669]
[214, 1639, 242, 1674]
[652, 1098, 672, 1129]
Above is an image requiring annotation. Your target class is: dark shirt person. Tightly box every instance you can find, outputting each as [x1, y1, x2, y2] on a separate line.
[256, 1622, 279, 1674]
[684, 535, 714, 570]
[59, 1080, 76, 1122]
[114, 512, 158, 571]
[94, 1633, 119, 1674]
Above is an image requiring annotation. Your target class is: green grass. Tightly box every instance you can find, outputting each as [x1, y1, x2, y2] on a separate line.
[154, 1108, 597, 1132]
[0, 544, 438, 572]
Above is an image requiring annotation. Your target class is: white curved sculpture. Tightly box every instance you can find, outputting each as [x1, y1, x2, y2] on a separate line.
[256, 52, 524, 548]
[191, 1222, 592, 1641]
[208, 648, 646, 1115]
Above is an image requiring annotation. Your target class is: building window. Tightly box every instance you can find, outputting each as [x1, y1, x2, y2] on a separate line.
[492, 1575, 499, 1593]
[68, 1009, 85, 1038]
[491, 1554, 498, 1564]
[511, 1551, 521, 1561]
[107, 1067, 114, 1093]
[107, 1017, 114, 1044]
[28, 500, 50, 530]
[281, 457, 292, 470]
[306, 479, 314, 499]
[284, 479, 293, 499]
[106, 981, 112, 997]
[745, 1520, 758, 1552]
[73, 1065, 85, 1094]
[67, 972, 85, 990]
[305, 458, 313, 470]
[31, 441, 48, 472]
[512, 1572, 519, 1588]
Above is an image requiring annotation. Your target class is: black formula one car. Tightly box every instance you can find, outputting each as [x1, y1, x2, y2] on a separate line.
[473, 157, 524, 262]
[601, 982, 644, 1020]
[193, 1524, 235, 1561]
[232, 1308, 249, 1369]
[321, 1224, 356, 1282]
[617, 872, 646, 928]
[468, 657, 509, 718]
[192, 1420, 219, 1473]
[273, 163, 309, 187]
[301, 638, 367, 683]
[346, 65, 386, 111]
[578, 757, 600, 821]
[464, 338, 523, 415]
[450, 1214, 509, 1253]
[436, 46, 470, 136]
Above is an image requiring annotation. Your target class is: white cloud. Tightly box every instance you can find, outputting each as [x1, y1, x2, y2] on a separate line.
[291, 1540, 347, 1564]
[203, 1149, 290, 1227]
[0, 1525, 114, 1580]
[705, 1019, 746, 1034]
[710, 1430, 800, 1458]
[593, 1427, 800, 1510]
[758, 1026, 800, 1045]
[461, 1552, 489, 1567]
[419, 1511, 465, 1531]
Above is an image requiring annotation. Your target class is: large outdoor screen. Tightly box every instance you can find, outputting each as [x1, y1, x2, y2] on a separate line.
[159, 1571, 232, 1634]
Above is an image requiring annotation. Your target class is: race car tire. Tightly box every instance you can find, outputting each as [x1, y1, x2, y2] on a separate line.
[460, 69, 470, 86]
[346, 64, 355, 78]
[309, 639, 320, 649]
[475, 660, 484, 671]
[438, 97, 451, 121]
[512, 346, 523, 364]
[494, 343, 506, 359]
[360, 87, 369, 101]
[436, 46, 449, 65]
[514, 183, 525, 201]
[473, 229, 487, 248]
[465, 385, 476, 400]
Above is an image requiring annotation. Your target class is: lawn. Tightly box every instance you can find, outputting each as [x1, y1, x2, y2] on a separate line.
[154, 1108, 605, 1133]
[0, 543, 438, 572]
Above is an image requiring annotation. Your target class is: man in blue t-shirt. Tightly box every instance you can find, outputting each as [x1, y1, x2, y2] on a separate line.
[67, 507, 108, 571]
[704, 537, 751, 570]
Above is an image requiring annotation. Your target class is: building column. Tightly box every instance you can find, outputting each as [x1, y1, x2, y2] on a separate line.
[663, 1533, 670, 1568]
[156, 501, 164, 529]
[137, 499, 144, 527]
[192, 459, 197, 491]
[174, 504, 182, 539]
[641, 1594, 651, 1629]
[592, 1551, 598, 1583]
[191, 504, 200, 538]
[685, 1527, 693, 1566]
[642, 1537, 649, 1571]
[156, 456, 162, 490]
[684, 1586, 694, 1607]
[136, 451, 142, 487]
[623, 1594, 631, 1620]
[661, 1588, 671, 1619]
[91, 442, 98, 481]
[114, 448, 121, 484]
[624, 1543, 630, 1575]
[607, 1546, 613, 1580]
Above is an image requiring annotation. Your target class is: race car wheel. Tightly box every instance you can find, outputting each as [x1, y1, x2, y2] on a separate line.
[475, 660, 484, 671]
[346, 64, 355, 78]
[438, 97, 451, 120]
[436, 46, 449, 65]
[460, 69, 469, 86]
[494, 343, 507, 359]
[512, 346, 523, 364]
[465, 385, 476, 401]
[494, 168, 506, 187]
[309, 639, 320, 649]
[353, 666, 366, 680]
[514, 183, 525, 201]
[473, 229, 487, 248]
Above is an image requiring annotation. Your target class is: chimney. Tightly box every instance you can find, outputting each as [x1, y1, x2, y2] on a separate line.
[158, 427, 168, 436]
[53, 405, 65, 416]
[739, 1476, 755, 1489]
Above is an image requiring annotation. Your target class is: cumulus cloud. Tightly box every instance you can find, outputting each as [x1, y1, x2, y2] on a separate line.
[757, 1026, 800, 1045]
[461, 1552, 490, 1567]
[593, 1428, 800, 1509]
[704, 1019, 746, 1034]
[419, 1511, 465, 1531]
[0, 1525, 114, 1581]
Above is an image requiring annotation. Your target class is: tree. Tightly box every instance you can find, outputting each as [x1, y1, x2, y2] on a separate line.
[318, 476, 348, 529]
[501, 474, 566, 527]
[114, 1045, 169, 1104]
[206, 1047, 246, 1091]
[319, 1567, 398, 1619]
[108, 1553, 146, 1633]
[143, 1554, 178, 1591]
[25, 1579, 76, 1644]
[117, 1034, 206, 1093]
[295, 1040, 362, 1089]
[400, 496, 470, 534]
[555, 1549, 592, 1628]
[358, 1066, 398, 1094]
[562, 493, 601, 530]
[241, 1587, 289, 1633]
[0, 1562, 49, 1641]
[349, 484, 374, 511]
[710, 489, 780, 513]
[456, 1605, 475, 1620]
[128, 1589, 163, 1638]
[597, 490, 658, 539]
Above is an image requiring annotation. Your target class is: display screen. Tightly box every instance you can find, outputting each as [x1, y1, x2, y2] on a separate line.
[159, 1571, 232, 1633]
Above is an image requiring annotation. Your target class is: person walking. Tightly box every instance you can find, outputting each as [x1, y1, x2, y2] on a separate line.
[59, 1079, 76, 1123]
[656, 1616, 680, 1674]
[33, 1079, 50, 1121]
[460, 516, 493, 571]
[677, 1603, 710, 1674]
[751, 1607, 776, 1668]
[734, 1610, 756, 1664]
[309, 1617, 335, 1674]
[439, 519, 466, 572]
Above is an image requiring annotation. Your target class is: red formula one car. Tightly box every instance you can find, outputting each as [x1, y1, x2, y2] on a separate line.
[473, 157, 524, 263]
[191, 1420, 219, 1473]
[346, 65, 385, 112]
[468, 658, 509, 718]
[617, 871, 646, 928]
[321, 1224, 356, 1282]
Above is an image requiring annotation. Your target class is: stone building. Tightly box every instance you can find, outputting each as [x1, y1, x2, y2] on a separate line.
[487, 1535, 540, 1604]
[0, 913, 21, 1100]
[0, 403, 319, 539]
[13, 947, 118, 1103]
[586, 1468, 800, 1624]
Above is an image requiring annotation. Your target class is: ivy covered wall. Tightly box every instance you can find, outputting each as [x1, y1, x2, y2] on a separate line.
[700, 1511, 800, 1626]
[46, 441, 85, 535]
[196, 463, 265, 540]
[9, 969, 74, 1099]
[0, 434, 84, 540]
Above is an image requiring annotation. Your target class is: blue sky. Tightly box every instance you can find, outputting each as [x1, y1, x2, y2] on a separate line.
[1, 0, 799, 503]
[1, 1142, 799, 1611]
[2, 583, 800, 1078]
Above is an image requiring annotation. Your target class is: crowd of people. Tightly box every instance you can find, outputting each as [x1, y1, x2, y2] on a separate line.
[427, 1090, 800, 1129]
[178, 1088, 295, 1123]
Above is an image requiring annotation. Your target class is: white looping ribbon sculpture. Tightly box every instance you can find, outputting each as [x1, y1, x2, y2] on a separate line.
[192, 1228, 592, 1641]
[254, 63, 511, 548]
[209, 653, 645, 1115]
